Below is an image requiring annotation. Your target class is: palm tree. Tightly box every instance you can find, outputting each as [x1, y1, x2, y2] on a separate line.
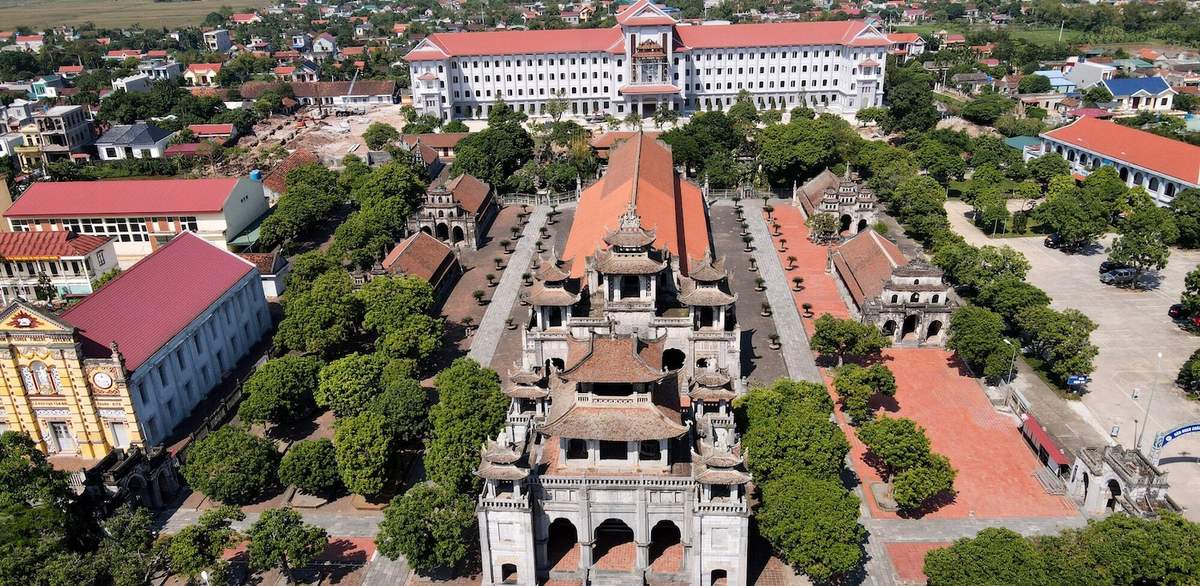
[786, 255, 798, 269]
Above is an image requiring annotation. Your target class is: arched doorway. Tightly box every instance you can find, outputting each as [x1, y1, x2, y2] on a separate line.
[1106, 479, 1121, 511]
[593, 519, 635, 570]
[649, 520, 683, 573]
[839, 214, 852, 233]
[926, 320, 943, 341]
[435, 223, 450, 240]
[662, 349, 686, 371]
[900, 315, 919, 341]
[451, 225, 465, 243]
[547, 518, 580, 572]
[711, 569, 728, 586]
[882, 320, 897, 337]
[501, 563, 518, 584]
[420, 226, 433, 235]
[857, 218, 868, 233]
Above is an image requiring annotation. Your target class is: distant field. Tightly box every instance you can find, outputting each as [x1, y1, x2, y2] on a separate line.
[0, 0, 273, 29]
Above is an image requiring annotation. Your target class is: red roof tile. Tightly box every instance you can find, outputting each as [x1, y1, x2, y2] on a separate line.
[887, 32, 922, 43]
[831, 229, 907, 308]
[61, 233, 255, 372]
[188, 123, 235, 136]
[440, 174, 491, 214]
[562, 132, 709, 277]
[6, 178, 242, 218]
[237, 252, 283, 275]
[0, 231, 110, 260]
[57, 65, 84, 74]
[263, 149, 319, 195]
[400, 132, 469, 150]
[382, 231, 456, 283]
[676, 20, 882, 49]
[1042, 117, 1200, 185]
[187, 63, 223, 73]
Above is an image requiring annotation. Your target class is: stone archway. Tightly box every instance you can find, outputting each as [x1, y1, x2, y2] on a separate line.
[662, 349, 686, 371]
[649, 520, 683, 573]
[547, 518, 580, 572]
[593, 519, 635, 570]
[926, 319, 944, 342]
[420, 226, 433, 235]
[900, 315, 919, 341]
[839, 214, 852, 233]
[451, 225, 465, 243]
[882, 320, 897, 337]
[857, 218, 868, 233]
[435, 223, 450, 240]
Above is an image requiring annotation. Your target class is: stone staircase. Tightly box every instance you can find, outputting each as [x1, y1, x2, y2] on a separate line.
[1034, 467, 1067, 495]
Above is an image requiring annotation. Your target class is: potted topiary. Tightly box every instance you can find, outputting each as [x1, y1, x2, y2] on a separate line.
[462, 316, 475, 333]
[748, 257, 758, 272]
[761, 302, 772, 317]
[742, 235, 754, 252]
[786, 255, 798, 270]
[792, 276, 804, 291]
[500, 239, 511, 254]
[494, 257, 504, 270]
[486, 273, 497, 287]
[768, 334, 781, 349]
[801, 302, 813, 317]
[778, 238, 787, 252]
[506, 318, 517, 330]
[522, 272, 533, 286]
[754, 277, 766, 292]
[740, 222, 750, 236]
[473, 290, 486, 305]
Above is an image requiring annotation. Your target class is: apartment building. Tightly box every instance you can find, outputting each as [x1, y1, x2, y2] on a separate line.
[13, 105, 95, 172]
[0, 231, 117, 303]
[406, 0, 887, 121]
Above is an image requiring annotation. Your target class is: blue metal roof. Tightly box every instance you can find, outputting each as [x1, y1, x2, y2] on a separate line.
[1102, 76, 1172, 97]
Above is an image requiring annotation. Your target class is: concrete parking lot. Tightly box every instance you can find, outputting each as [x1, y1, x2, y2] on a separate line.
[946, 200, 1200, 518]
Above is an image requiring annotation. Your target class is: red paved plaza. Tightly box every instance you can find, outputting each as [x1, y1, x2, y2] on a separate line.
[885, 542, 950, 585]
[770, 205, 850, 334]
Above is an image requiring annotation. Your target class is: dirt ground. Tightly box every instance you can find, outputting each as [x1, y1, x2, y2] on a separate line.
[279, 104, 416, 167]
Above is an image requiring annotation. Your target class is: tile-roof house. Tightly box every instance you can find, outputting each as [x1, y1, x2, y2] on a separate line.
[95, 122, 175, 161]
[0, 231, 116, 302]
[184, 63, 223, 87]
[381, 231, 461, 299]
[262, 149, 320, 204]
[1100, 76, 1176, 113]
[237, 251, 290, 297]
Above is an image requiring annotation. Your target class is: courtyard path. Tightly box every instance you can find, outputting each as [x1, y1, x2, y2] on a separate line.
[160, 508, 384, 536]
[741, 200, 823, 383]
[468, 206, 549, 367]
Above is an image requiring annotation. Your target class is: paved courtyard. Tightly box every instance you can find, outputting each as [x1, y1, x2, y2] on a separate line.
[946, 200, 1200, 518]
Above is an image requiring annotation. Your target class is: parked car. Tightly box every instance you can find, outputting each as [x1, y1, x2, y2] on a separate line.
[1100, 268, 1138, 286]
[1044, 233, 1061, 249]
[1099, 260, 1131, 274]
[1170, 303, 1187, 319]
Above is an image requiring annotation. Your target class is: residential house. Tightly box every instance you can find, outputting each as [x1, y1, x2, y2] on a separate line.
[111, 73, 152, 94]
[104, 49, 143, 61]
[886, 32, 925, 61]
[400, 132, 469, 159]
[13, 105, 94, 172]
[95, 122, 174, 160]
[3, 99, 33, 132]
[204, 29, 232, 53]
[184, 63, 223, 87]
[30, 75, 66, 100]
[291, 80, 397, 107]
[187, 123, 238, 144]
[1033, 69, 1077, 93]
[0, 231, 117, 303]
[4, 177, 269, 266]
[138, 60, 181, 82]
[287, 31, 312, 51]
[1101, 76, 1175, 113]
[311, 33, 338, 59]
[1065, 61, 1116, 89]
[14, 34, 44, 52]
[0, 133, 24, 158]
[950, 72, 993, 95]
[56, 65, 84, 79]
[231, 12, 262, 24]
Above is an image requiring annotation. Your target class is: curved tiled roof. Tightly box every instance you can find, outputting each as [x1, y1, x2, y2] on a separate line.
[831, 229, 907, 309]
[561, 334, 665, 383]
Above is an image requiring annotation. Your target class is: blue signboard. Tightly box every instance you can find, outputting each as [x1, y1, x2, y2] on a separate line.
[1067, 375, 1091, 386]
[1153, 423, 1200, 449]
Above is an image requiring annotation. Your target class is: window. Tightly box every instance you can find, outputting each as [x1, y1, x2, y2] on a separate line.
[566, 439, 588, 459]
[639, 440, 660, 461]
[599, 441, 627, 460]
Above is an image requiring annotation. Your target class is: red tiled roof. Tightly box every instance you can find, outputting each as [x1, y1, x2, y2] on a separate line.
[147, 50, 168, 58]
[382, 231, 456, 283]
[887, 32, 922, 43]
[107, 49, 142, 58]
[589, 131, 661, 150]
[237, 251, 283, 275]
[61, 233, 255, 372]
[619, 84, 681, 95]
[57, 65, 84, 74]
[0, 231, 110, 260]
[831, 229, 907, 309]
[401, 132, 469, 150]
[441, 174, 491, 214]
[1042, 116, 1200, 185]
[6, 178, 241, 218]
[615, 0, 676, 26]
[188, 123, 235, 136]
[562, 132, 709, 277]
[676, 20, 881, 49]
[165, 143, 203, 157]
[274, 66, 295, 75]
[263, 149, 320, 195]
[187, 63, 222, 73]
[407, 28, 622, 60]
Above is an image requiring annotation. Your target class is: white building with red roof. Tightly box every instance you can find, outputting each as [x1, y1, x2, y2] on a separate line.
[4, 177, 269, 267]
[184, 63, 223, 87]
[0, 231, 117, 303]
[1030, 116, 1200, 205]
[405, 0, 887, 121]
[0, 232, 269, 464]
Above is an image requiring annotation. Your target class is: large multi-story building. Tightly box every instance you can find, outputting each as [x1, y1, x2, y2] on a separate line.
[478, 133, 750, 586]
[4, 177, 269, 267]
[13, 105, 95, 172]
[0, 231, 117, 304]
[407, 0, 887, 121]
[0, 232, 270, 462]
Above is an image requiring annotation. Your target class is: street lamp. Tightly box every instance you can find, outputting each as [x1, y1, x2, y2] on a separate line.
[1003, 339, 1018, 386]
[1136, 352, 1163, 452]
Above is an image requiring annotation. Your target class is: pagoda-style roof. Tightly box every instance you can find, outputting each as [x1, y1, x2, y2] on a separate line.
[477, 459, 530, 480]
[560, 334, 666, 384]
[891, 259, 943, 278]
[603, 206, 658, 248]
[688, 251, 728, 282]
[540, 374, 688, 441]
[503, 382, 550, 399]
[534, 250, 573, 282]
[694, 462, 752, 485]
[677, 278, 736, 307]
[508, 366, 544, 386]
[524, 280, 582, 306]
[483, 439, 525, 465]
[688, 369, 736, 402]
[592, 247, 668, 275]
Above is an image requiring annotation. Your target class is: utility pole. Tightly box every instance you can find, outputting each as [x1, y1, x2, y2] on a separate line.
[1136, 352, 1163, 452]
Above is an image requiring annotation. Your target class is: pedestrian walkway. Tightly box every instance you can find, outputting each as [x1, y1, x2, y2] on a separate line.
[865, 515, 1087, 542]
[741, 200, 822, 383]
[362, 550, 413, 585]
[468, 206, 548, 366]
[161, 508, 384, 537]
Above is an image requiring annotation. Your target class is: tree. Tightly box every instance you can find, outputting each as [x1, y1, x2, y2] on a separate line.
[806, 212, 839, 242]
[892, 453, 956, 511]
[238, 355, 322, 427]
[914, 140, 965, 185]
[92, 267, 122, 290]
[946, 306, 1010, 379]
[1182, 266, 1200, 315]
[402, 114, 442, 135]
[855, 106, 887, 126]
[425, 359, 508, 492]
[443, 119, 469, 132]
[1176, 348, 1200, 396]
[810, 314, 889, 366]
[757, 118, 838, 186]
[924, 527, 1047, 586]
[1017, 74, 1052, 94]
[181, 427, 280, 504]
[1081, 84, 1112, 106]
[857, 416, 933, 475]
[316, 352, 386, 417]
[932, 240, 1031, 292]
[1026, 153, 1069, 188]
[377, 483, 477, 575]
[362, 122, 400, 150]
[349, 161, 427, 211]
[961, 93, 1014, 125]
[973, 188, 1011, 232]
[738, 380, 846, 483]
[757, 475, 864, 582]
[368, 374, 430, 445]
[623, 110, 643, 130]
[94, 505, 169, 586]
[975, 277, 1051, 323]
[1033, 176, 1108, 248]
[450, 122, 534, 191]
[652, 106, 679, 129]
[883, 67, 938, 134]
[279, 439, 342, 497]
[891, 175, 950, 245]
[1014, 306, 1098, 381]
[334, 411, 394, 498]
[1108, 229, 1170, 284]
[285, 251, 338, 295]
[165, 505, 245, 584]
[1170, 188, 1200, 248]
[274, 270, 361, 357]
[832, 363, 897, 425]
[247, 507, 328, 584]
